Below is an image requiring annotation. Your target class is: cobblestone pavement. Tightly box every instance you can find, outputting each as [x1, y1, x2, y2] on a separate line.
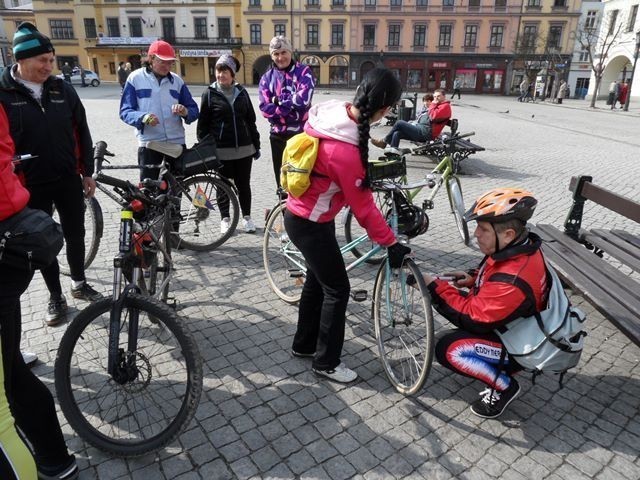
[21, 85, 640, 479]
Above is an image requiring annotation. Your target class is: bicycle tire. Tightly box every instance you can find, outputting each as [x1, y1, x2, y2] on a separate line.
[263, 203, 305, 304]
[343, 190, 390, 265]
[175, 174, 239, 251]
[147, 209, 172, 304]
[446, 176, 470, 246]
[55, 196, 103, 276]
[373, 258, 434, 395]
[54, 294, 202, 457]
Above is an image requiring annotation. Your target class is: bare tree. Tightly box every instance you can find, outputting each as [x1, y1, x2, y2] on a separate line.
[572, 9, 626, 108]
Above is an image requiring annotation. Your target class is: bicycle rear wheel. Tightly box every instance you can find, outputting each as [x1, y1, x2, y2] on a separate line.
[343, 190, 390, 265]
[54, 294, 202, 457]
[373, 258, 434, 395]
[446, 176, 470, 246]
[263, 203, 305, 304]
[175, 174, 239, 251]
[54, 196, 103, 275]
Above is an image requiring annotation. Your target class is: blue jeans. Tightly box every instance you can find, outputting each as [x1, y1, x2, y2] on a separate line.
[383, 120, 430, 148]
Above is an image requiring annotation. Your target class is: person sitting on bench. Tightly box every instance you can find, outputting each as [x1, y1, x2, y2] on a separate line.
[372, 89, 451, 152]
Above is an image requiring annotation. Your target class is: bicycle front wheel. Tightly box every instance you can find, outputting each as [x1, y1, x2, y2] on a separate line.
[373, 258, 434, 395]
[55, 196, 103, 275]
[175, 174, 239, 251]
[447, 176, 470, 246]
[54, 294, 202, 457]
[263, 203, 305, 304]
[147, 210, 172, 304]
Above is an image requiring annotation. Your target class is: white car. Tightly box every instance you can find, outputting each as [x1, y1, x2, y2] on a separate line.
[56, 70, 101, 87]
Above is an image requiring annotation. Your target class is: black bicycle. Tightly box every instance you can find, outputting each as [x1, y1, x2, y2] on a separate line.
[54, 142, 203, 456]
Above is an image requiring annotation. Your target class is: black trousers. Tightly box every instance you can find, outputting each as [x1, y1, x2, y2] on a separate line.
[284, 211, 350, 370]
[28, 175, 86, 292]
[218, 157, 253, 217]
[0, 264, 71, 468]
[269, 132, 296, 188]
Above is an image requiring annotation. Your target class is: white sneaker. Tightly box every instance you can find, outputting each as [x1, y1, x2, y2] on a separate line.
[21, 351, 38, 366]
[313, 362, 358, 383]
[242, 216, 256, 233]
[220, 217, 231, 234]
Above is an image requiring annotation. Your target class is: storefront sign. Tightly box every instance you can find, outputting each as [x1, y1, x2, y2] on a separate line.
[97, 37, 157, 45]
[179, 49, 232, 58]
[465, 63, 495, 69]
[431, 62, 449, 68]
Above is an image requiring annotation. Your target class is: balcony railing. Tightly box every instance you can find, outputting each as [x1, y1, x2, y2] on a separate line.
[172, 37, 242, 46]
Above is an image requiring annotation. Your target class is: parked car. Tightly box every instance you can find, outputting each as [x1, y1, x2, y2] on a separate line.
[56, 69, 101, 87]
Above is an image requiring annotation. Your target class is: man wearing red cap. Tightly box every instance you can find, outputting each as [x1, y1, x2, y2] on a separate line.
[120, 40, 199, 181]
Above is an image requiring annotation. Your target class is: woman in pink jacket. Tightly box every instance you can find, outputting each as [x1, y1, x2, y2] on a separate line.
[284, 68, 411, 383]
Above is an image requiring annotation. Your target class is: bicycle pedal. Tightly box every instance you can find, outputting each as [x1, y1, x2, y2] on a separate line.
[288, 269, 304, 278]
[350, 290, 368, 302]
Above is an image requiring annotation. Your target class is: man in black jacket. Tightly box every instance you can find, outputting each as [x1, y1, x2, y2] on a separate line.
[0, 22, 102, 327]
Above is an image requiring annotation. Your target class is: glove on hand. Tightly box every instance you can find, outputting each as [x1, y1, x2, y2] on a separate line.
[387, 243, 411, 269]
[253, 150, 261, 160]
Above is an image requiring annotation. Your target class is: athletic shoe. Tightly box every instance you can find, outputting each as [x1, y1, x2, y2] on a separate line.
[291, 349, 315, 358]
[21, 351, 38, 366]
[37, 455, 78, 480]
[371, 138, 386, 149]
[221, 217, 231, 234]
[243, 216, 257, 233]
[46, 294, 68, 326]
[384, 146, 403, 156]
[70, 283, 103, 302]
[470, 378, 521, 419]
[312, 362, 358, 383]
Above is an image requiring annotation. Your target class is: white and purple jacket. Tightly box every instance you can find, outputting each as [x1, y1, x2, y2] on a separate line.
[258, 61, 315, 136]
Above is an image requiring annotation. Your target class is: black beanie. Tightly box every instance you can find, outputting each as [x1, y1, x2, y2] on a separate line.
[13, 22, 55, 61]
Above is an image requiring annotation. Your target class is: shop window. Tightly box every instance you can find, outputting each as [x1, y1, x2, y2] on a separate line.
[407, 69, 422, 89]
[329, 56, 348, 85]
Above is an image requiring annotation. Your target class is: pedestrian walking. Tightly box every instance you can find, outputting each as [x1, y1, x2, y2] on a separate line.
[556, 80, 568, 105]
[61, 61, 72, 83]
[451, 77, 462, 100]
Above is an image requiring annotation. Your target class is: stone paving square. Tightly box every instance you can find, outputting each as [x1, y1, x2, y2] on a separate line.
[19, 85, 640, 479]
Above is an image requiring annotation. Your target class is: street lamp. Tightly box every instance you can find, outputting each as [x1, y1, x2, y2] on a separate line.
[623, 31, 640, 112]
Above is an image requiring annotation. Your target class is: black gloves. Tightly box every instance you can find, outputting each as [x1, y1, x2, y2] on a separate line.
[387, 243, 411, 268]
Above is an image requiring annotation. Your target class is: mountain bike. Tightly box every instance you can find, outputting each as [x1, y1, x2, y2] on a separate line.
[344, 133, 473, 266]
[54, 142, 203, 457]
[263, 157, 434, 394]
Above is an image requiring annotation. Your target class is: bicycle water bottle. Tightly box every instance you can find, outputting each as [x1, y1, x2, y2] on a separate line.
[119, 208, 134, 254]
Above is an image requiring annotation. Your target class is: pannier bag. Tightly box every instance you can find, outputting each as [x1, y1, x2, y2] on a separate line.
[0, 207, 64, 271]
[495, 256, 587, 384]
[177, 135, 221, 177]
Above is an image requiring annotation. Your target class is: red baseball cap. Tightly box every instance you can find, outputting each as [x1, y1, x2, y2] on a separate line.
[148, 40, 176, 61]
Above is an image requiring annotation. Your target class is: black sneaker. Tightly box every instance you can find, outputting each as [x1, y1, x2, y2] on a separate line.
[46, 294, 68, 326]
[291, 349, 315, 358]
[470, 378, 520, 419]
[37, 454, 78, 480]
[71, 282, 103, 302]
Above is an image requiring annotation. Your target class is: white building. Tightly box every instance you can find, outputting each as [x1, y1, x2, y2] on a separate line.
[567, 1, 604, 99]
[587, 0, 640, 102]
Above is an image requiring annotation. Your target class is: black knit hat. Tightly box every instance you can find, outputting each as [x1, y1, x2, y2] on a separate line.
[13, 22, 54, 61]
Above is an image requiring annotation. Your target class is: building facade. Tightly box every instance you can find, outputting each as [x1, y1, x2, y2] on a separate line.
[567, 0, 604, 99]
[0, 0, 583, 94]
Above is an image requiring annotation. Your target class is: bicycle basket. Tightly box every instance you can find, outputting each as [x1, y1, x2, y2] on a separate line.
[367, 157, 406, 181]
[176, 135, 221, 177]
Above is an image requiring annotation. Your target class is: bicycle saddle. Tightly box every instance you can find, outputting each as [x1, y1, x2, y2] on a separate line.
[146, 141, 184, 159]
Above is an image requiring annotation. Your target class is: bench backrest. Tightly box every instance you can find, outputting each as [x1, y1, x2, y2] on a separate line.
[565, 175, 640, 236]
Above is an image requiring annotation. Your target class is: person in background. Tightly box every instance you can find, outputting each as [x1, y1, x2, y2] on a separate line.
[79, 65, 87, 88]
[117, 61, 128, 92]
[61, 61, 72, 83]
[618, 80, 629, 109]
[372, 89, 451, 151]
[0, 105, 78, 480]
[197, 54, 261, 234]
[421, 188, 546, 419]
[120, 40, 199, 182]
[451, 77, 462, 100]
[518, 78, 529, 102]
[556, 79, 568, 104]
[284, 68, 411, 384]
[259, 36, 315, 192]
[0, 22, 102, 327]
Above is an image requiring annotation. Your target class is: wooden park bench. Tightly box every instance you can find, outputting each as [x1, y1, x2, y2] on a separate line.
[533, 175, 640, 347]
